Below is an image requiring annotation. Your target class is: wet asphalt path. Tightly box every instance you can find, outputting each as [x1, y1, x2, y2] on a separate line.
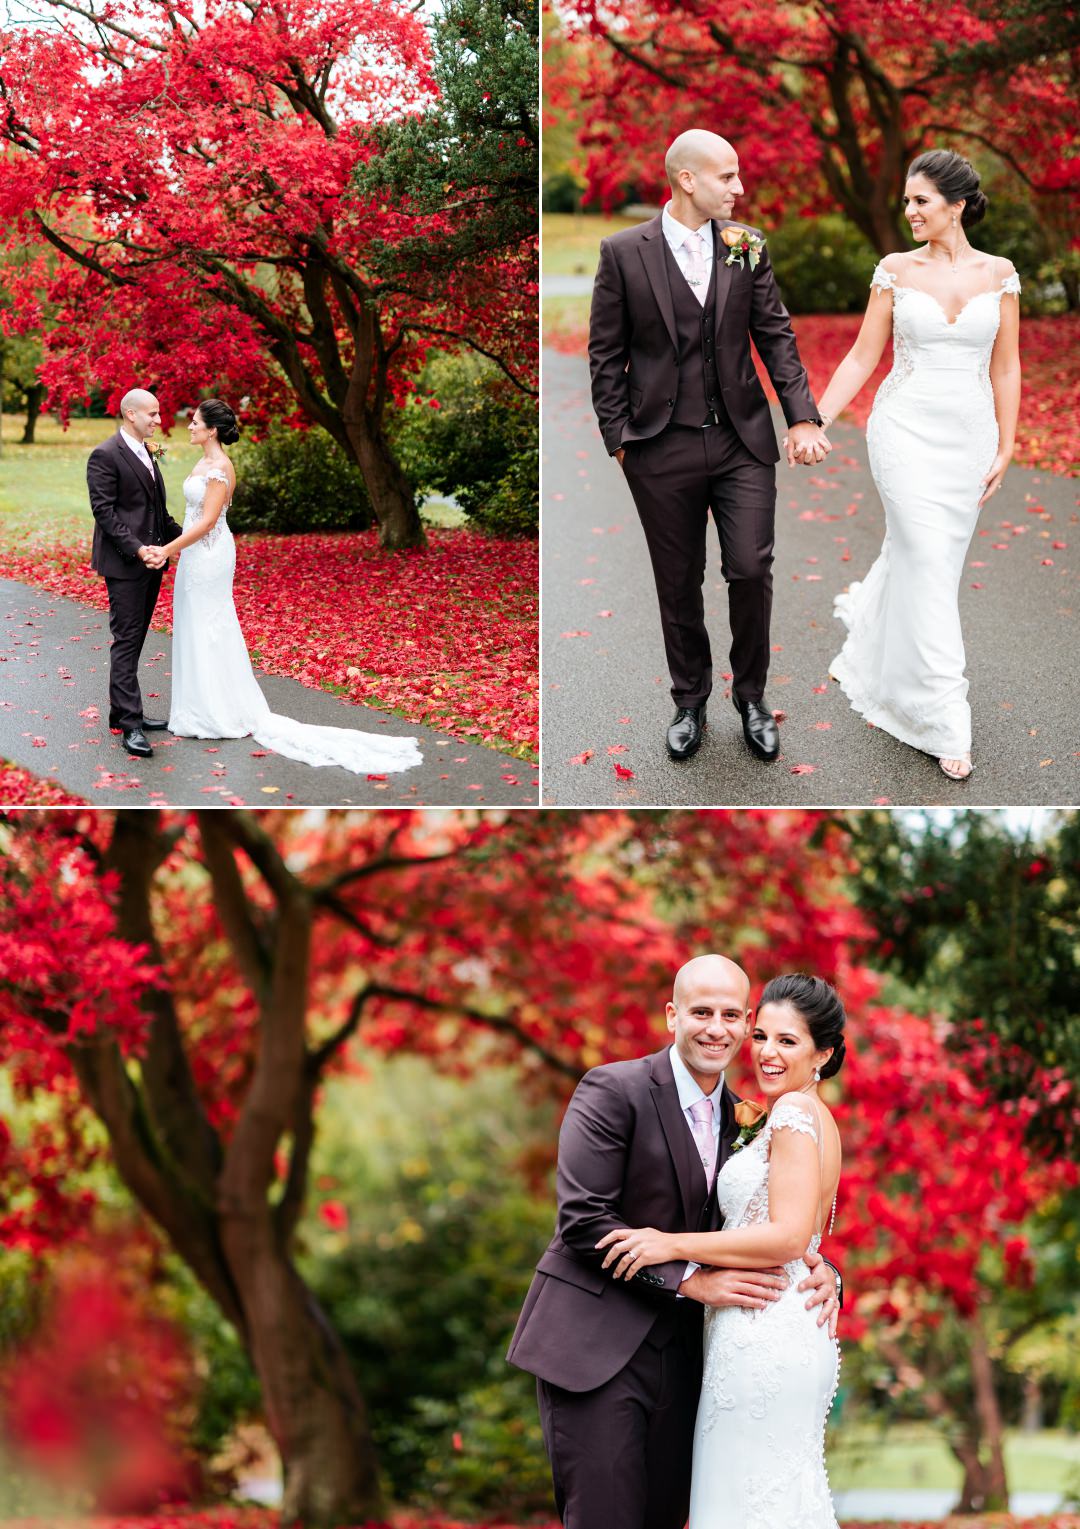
[542, 349, 1078, 807]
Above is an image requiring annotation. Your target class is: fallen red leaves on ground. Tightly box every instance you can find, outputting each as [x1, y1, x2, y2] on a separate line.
[547, 314, 1080, 477]
[0, 758, 85, 805]
[0, 531, 538, 757]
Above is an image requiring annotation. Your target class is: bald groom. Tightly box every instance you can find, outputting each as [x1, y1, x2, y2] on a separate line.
[87, 389, 184, 758]
[508, 954, 839, 1529]
[589, 131, 830, 766]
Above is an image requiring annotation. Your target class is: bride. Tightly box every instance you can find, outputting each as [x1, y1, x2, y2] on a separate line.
[598, 973, 844, 1529]
[158, 399, 421, 774]
[815, 149, 1021, 781]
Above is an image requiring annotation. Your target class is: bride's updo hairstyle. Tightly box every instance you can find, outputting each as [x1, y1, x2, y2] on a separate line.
[758, 973, 846, 1079]
[908, 149, 988, 227]
[198, 398, 241, 446]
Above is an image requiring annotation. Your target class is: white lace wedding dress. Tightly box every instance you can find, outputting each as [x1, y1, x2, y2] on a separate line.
[689, 1094, 840, 1529]
[169, 470, 422, 773]
[830, 264, 1022, 759]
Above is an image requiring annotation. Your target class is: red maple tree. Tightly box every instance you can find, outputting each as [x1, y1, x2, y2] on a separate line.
[0, 0, 536, 549]
[549, 0, 1078, 268]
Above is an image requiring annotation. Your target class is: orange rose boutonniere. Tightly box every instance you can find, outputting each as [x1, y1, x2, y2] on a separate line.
[720, 224, 765, 271]
[731, 1098, 768, 1152]
[146, 440, 168, 466]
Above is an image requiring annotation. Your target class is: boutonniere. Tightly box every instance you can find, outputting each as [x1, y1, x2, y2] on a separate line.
[720, 225, 765, 271]
[146, 440, 167, 465]
[731, 1098, 767, 1152]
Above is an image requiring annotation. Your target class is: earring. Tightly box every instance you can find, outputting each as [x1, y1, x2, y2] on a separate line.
[814, 1068, 821, 1082]
[952, 214, 957, 225]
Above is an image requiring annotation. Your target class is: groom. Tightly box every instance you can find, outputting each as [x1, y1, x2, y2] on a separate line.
[87, 388, 183, 759]
[589, 131, 830, 764]
[508, 954, 840, 1529]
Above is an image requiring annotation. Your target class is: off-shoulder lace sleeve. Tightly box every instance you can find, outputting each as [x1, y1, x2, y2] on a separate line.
[203, 468, 231, 486]
[870, 262, 897, 293]
[1000, 271, 1021, 296]
[767, 1093, 820, 1143]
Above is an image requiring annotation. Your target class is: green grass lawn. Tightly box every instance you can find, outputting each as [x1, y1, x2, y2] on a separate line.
[826, 1422, 1080, 1493]
[0, 414, 188, 543]
[0, 413, 464, 540]
[543, 210, 642, 275]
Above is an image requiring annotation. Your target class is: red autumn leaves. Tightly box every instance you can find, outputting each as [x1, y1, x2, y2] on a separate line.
[0, 530, 538, 756]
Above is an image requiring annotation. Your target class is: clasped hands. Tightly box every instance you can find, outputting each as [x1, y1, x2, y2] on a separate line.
[597, 1225, 839, 1337]
[783, 421, 832, 468]
[139, 544, 170, 570]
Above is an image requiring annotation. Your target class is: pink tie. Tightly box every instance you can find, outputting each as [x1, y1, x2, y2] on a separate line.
[682, 231, 709, 304]
[688, 1096, 717, 1185]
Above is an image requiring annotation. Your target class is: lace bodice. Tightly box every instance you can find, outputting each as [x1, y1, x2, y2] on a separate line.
[717, 1094, 825, 1277]
[870, 261, 1020, 388]
[182, 469, 231, 549]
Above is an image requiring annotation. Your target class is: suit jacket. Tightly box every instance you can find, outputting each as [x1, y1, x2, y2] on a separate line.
[88, 431, 183, 580]
[507, 1048, 739, 1393]
[588, 216, 818, 463]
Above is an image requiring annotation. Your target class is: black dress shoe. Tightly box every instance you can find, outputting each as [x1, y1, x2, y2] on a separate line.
[122, 728, 153, 758]
[141, 716, 170, 730]
[733, 694, 780, 762]
[666, 704, 707, 761]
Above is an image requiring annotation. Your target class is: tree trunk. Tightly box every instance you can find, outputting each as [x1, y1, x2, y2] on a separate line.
[220, 1226, 382, 1527]
[21, 383, 45, 444]
[68, 812, 387, 1528]
[345, 412, 426, 551]
[968, 1319, 1009, 1510]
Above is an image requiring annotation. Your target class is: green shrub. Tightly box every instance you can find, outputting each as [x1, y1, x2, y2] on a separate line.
[767, 213, 879, 314]
[228, 426, 375, 534]
[300, 1056, 557, 1516]
[393, 353, 538, 537]
[542, 170, 583, 214]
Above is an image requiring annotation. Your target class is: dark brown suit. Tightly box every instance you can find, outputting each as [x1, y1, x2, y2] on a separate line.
[87, 431, 183, 731]
[508, 1049, 739, 1529]
[589, 215, 819, 707]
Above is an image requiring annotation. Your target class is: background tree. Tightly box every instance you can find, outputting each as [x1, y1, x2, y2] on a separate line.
[549, 0, 1079, 265]
[845, 809, 1080, 1158]
[0, 0, 538, 549]
[0, 245, 51, 446]
[835, 1002, 1076, 1512]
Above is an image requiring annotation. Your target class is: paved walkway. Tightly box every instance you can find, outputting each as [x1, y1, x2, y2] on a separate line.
[542, 349, 1079, 806]
[0, 578, 537, 806]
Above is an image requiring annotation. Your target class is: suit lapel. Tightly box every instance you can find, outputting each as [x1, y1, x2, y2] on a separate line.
[638, 217, 678, 351]
[649, 1048, 706, 1225]
[716, 1079, 739, 1169]
[712, 220, 737, 337]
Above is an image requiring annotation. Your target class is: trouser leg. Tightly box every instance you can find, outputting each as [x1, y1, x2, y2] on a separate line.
[536, 1335, 698, 1529]
[706, 428, 777, 704]
[104, 572, 162, 730]
[621, 428, 713, 708]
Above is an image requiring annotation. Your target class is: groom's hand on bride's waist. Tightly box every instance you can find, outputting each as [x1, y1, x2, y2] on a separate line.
[798, 1250, 841, 1339]
[677, 1266, 786, 1310]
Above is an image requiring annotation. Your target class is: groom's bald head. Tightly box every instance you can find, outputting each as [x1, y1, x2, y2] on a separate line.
[118, 388, 161, 442]
[672, 953, 750, 1010]
[664, 131, 744, 224]
[120, 388, 158, 418]
[665, 131, 736, 188]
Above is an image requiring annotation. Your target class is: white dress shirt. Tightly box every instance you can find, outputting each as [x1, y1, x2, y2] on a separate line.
[662, 203, 715, 304]
[119, 426, 156, 477]
[668, 1043, 723, 1286]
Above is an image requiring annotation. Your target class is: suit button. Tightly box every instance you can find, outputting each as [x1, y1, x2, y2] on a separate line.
[666, 397, 674, 407]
